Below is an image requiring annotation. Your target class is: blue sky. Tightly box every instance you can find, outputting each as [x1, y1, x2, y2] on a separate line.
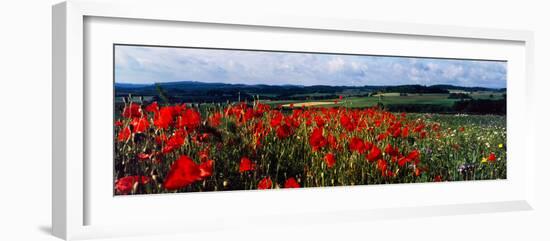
[115, 45, 507, 88]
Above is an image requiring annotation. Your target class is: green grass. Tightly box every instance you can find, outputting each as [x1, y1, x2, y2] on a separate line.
[261, 91, 504, 109]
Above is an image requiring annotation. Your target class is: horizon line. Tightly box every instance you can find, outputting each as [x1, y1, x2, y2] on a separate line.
[114, 80, 506, 89]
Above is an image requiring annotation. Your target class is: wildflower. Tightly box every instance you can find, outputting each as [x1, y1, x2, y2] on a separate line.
[239, 157, 255, 173]
[384, 143, 399, 157]
[145, 101, 159, 113]
[198, 160, 214, 178]
[366, 145, 382, 162]
[269, 111, 283, 127]
[349, 137, 366, 154]
[276, 123, 293, 139]
[377, 159, 387, 173]
[162, 130, 186, 154]
[130, 117, 149, 133]
[208, 112, 222, 127]
[177, 108, 201, 131]
[488, 153, 496, 163]
[327, 134, 338, 150]
[122, 103, 142, 118]
[115, 176, 150, 195]
[137, 152, 151, 160]
[324, 153, 336, 168]
[117, 126, 131, 142]
[163, 155, 202, 190]
[309, 127, 327, 151]
[258, 177, 273, 189]
[284, 177, 300, 188]
[153, 106, 174, 129]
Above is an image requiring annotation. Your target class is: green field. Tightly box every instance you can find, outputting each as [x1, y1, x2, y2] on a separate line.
[262, 91, 505, 109]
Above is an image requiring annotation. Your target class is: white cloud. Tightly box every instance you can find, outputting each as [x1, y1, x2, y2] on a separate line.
[114, 45, 507, 88]
[443, 65, 464, 79]
[327, 57, 345, 72]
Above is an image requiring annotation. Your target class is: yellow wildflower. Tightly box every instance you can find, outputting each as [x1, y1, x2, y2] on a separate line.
[481, 157, 487, 163]
[498, 143, 503, 148]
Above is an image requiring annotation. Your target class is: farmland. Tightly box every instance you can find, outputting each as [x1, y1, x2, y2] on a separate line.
[115, 81, 506, 114]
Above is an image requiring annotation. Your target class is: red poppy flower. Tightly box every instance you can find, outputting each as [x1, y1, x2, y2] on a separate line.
[327, 134, 338, 150]
[434, 175, 442, 182]
[414, 167, 422, 177]
[397, 149, 421, 167]
[488, 153, 496, 162]
[270, 111, 283, 127]
[258, 177, 273, 189]
[284, 177, 300, 188]
[255, 103, 271, 115]
[376, 133, 387, 141]
[364, 140, 373, 151]
[162, 130, 186, 154]
[154, 107, 174, 129]
[391, 128, 402, 138]
[309, 127, 327, 151]
[340, 114, 355, 132]
[384, 170, 395, 178]
[117, 126, 131, 142]
[243, 107, 255, 123]
[413, 123, 425, 133]
[397, 156, 409, 167]
[239, 157, 255, 173]
[194, 133, 210, 143]
[314, 115, 326, 127]
[178, 108, 201, 131]
[115, 176, 150, 195]
[137, 152, 151, 160]
[114, 120, 123, 127]
[145, 101, 159, 113]
[198, 149, 210, 162]
[349, 137, 366, 154]
[384, 143, 399, 157]
[115, 177, 134, 195]
[401, 127, 409, 138]
[122, 103, 142, 118]
[377, 159, 387, 173]
[208, 112, 222, 127]
[163, 155, 202, 190]
[198, 160, 214, 178]
[324, 153, 336, 168]
[407, 149, 421, 164]
[155, 133, 167, 145]
[276, 123, 293, 139]
[130, 117, 149, 133]
[366, 145, 382, 162]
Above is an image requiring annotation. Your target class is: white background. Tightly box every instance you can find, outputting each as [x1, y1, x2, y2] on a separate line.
[85, 16, 528, 231]
[0, 0, 548, 240]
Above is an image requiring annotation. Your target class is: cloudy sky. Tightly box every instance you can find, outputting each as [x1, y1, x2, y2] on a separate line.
[115, 45, 507, 88]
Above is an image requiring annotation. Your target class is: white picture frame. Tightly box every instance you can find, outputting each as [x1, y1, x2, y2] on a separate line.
[52, 0, 535, 240]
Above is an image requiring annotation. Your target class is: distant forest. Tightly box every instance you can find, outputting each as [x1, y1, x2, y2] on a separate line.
[115, 81, 506, 115]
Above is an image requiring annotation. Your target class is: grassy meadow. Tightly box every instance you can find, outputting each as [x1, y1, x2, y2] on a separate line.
[113, 88, 506, 195]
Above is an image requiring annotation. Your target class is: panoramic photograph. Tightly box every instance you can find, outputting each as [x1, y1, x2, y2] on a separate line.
[113, 44, 507, 195]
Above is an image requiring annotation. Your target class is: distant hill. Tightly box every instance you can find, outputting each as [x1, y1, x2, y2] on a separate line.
[431, 84, 506, 92]
[114, 81, 504, 103]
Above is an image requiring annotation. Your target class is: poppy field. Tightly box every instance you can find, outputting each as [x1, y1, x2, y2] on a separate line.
[113, 99, 506, 195]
